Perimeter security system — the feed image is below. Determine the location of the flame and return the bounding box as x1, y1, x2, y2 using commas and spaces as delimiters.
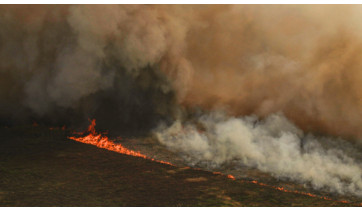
212, 175, 358, 205
246, 179, 356, 205
227, 174, 236, 180
67, 119, 360, 206
68, 119, 173, 166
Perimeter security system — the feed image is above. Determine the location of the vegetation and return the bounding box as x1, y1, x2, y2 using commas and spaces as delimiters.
0, 125, 360, 206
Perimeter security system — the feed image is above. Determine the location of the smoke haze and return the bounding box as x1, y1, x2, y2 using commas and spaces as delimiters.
1, 5, 361, 139
0, 5, 361, 196
0, 5, 185, 134
182, 5, 362, 140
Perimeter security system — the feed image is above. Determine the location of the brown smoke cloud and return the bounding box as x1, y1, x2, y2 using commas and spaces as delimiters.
0, 4, 361, 198
0, 5, 361, 140
178, 5, 362, 140
0, 5, 185, 133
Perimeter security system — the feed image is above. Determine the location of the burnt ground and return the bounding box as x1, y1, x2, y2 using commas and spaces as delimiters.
0, 125, 361, 206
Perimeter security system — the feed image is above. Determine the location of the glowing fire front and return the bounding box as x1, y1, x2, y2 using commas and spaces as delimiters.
68, 119, 173, 166
67, 119, 359, 206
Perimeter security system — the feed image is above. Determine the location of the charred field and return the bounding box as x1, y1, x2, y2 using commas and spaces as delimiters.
0, 124, 360, 207
1, 5, 362, 207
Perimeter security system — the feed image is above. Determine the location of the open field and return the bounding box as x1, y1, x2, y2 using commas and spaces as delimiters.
0, 125, 360, 206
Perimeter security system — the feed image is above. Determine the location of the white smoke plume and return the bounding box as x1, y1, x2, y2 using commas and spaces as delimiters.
156, 112, 362, 196
0, 5, 361, 195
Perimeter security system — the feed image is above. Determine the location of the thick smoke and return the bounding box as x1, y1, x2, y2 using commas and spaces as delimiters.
1, 5, 361, 139
1, 4, 361, 197
0, 5, 189, 134
181, 5, 362, 140
156, 112, 362, 196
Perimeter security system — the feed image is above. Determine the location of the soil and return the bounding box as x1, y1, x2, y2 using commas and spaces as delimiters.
0, 125, 360, 206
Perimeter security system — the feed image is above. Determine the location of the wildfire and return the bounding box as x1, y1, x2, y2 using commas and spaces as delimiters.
68, 119, 173, 166
227, 174, 236, 180
67, 119, 360, 206
213, 175, 357, 205
246, 180, 354, 205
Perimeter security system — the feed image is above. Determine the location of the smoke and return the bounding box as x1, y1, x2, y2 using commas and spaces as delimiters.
156, 112, 362, 196
1, 4, 361, 197
1, 5, 361, 139
181, 5, 362, 140
0, 5, 189, 133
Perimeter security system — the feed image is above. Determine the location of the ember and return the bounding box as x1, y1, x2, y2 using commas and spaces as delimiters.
246, 179, 354, 205
211, 174, 358, 205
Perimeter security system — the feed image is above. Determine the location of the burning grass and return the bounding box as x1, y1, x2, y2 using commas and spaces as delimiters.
68, 119, 173, 166
0, 124, 361, 206
67, 120, 361, 206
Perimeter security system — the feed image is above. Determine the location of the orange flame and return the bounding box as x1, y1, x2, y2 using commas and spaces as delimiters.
87, 119, 96, 135
67, 119, 360, 206
68, 119, 173, 166
246, 179, 357, 205
227, 174, 236, 180
211, 176, 358, 205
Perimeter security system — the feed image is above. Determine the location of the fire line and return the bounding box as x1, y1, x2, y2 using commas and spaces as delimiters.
68, 119, 173, 166
67, 119, 360, 206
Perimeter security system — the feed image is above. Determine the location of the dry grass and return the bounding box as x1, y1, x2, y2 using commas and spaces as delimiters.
0, 125, 360, 206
